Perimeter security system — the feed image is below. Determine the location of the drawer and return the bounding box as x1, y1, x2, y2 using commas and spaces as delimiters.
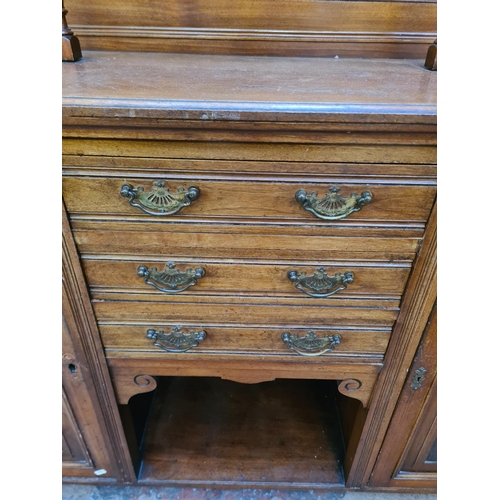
72, 222, 421, 262
82, 258, 411, 298
92, 297, 398, 327
63, 138, 437, 165
63, 175, 436, 226
100, 324, 391, 359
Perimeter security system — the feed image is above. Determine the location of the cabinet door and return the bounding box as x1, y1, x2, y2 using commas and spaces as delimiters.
62, 310, 116, 478
369, 303, 437, 489
62, 203, 135, 481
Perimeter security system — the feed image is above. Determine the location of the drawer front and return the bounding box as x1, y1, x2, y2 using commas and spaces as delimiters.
72, 224, 421, 262
63, 138, 437, 165
100, 324, 391, 358
93, 299, 398, 327
82, 258, 411, 298
63, 175, 436, 225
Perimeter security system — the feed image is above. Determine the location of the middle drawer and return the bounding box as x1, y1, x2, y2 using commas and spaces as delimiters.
82, 258, 411, 299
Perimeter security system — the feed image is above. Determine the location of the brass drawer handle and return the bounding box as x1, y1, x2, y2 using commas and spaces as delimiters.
146, 327, 206, 353
295, 186, 372, 220
138, 262, 205, 293
282, 331, 341, 357
120, 181, 200, 216
288, 268, 354, 298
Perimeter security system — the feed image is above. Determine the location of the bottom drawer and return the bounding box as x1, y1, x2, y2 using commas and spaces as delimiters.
100, 324, 390, 358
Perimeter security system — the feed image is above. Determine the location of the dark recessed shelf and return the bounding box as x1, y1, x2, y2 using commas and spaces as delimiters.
138, 377, 345, 488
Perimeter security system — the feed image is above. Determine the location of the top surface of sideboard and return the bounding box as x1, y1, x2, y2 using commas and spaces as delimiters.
62, 51, 436, 124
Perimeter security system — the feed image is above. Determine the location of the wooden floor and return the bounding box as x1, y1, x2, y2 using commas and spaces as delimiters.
139, 377, 345, 488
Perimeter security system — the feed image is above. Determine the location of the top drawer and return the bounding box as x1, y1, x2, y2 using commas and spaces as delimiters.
63, 175, 436, 226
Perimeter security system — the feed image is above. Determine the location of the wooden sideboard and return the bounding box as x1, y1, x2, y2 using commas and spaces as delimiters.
62, 1, 436, 492
62, 51, 436, 492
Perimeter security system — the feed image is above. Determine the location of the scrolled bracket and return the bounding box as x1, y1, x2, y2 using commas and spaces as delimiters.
288, 268, 354, 298
146, 327, 207, 353
138, 262, 205, 293
120, 181, 200, 216
338, 378, 362, 394
295, 186, 372, 220
281, 330, 341, 357
110, 373, 158, 405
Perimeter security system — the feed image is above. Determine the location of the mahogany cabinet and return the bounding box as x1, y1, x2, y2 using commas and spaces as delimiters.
62, 0, 436, 492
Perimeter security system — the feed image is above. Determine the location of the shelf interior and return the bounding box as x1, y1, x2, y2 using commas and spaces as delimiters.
138, 377, 346, 488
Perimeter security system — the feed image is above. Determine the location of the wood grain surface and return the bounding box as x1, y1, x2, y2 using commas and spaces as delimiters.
82, 259, 411, 297
62, 37, 436, 491
64, 0, 436, 58
63, 138, 437, 165
63, 176, 436, 224
100, 323, 390, 358
72, 224, 421, 262
92, 297, 398, 327
62, 52, 437, 123
138, 377, 346, 487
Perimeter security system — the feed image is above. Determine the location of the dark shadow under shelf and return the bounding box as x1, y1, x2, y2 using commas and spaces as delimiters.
138, 377, 345, 488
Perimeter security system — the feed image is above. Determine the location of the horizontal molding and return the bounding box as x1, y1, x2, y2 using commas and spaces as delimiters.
74, 26, 435, 44
103, 349, 386, 362
81, 255, 412, 268
89, 287, 402, 301
63, 98, 437, 121
67, 213, 428, 230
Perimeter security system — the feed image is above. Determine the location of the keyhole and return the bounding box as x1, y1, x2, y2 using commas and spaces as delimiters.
68, 363, 77, 374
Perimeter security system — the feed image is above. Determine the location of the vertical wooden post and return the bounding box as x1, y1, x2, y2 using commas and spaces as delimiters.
62, 2, 82, 62
424, 40, 437, 71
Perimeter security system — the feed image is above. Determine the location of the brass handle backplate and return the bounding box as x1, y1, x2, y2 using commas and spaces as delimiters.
288, 268, 354, 298
146, 327, 206, 353
120, 181, 200, 216
138, 262, 205, 293
295, 186, 372, 220
282, 331, 341, 356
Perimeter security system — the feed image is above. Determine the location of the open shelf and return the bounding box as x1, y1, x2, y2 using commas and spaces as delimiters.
137, 377, 345, 488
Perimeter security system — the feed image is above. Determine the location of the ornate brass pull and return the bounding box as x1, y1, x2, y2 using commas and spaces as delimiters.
146, 327, 206, 353
138, 262, 205, 293
288, 268, 354, 298
295, 186, 372, 220
120, 181, 200, 216
282, 331, 341, 356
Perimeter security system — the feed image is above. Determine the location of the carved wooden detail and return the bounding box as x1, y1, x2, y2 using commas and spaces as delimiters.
108, 359, 380, 407
62, 2, 82, 61
111, 373, 158, 405
337, 377, 376, 408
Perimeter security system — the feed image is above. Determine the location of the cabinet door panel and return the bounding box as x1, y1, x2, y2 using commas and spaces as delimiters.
62, 388, 93, 468
62, 202, 135, 481
369, 303, 437, 489
62, 311, 115, 478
